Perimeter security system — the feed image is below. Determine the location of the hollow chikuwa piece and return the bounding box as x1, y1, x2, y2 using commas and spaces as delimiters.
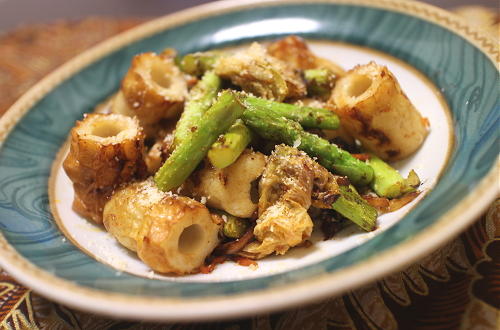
330, 62, 429, 161
103, 179, 220, 275
63, 113, 147, 224
120, 52, 188, 128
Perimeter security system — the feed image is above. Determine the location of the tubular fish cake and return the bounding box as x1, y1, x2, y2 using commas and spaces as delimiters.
103, 179, 220, 275
331, 62, 429, 161
63, 113, 147, 224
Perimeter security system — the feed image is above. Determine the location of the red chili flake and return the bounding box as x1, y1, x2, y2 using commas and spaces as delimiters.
200, 256, 227, 274
352, 153, 371, 161
233, 256, 257, 267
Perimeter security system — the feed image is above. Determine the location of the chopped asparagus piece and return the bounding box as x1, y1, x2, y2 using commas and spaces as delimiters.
368, 155, 420, 198
303, 68, 336, 98
173, 71, 221, 148
332, 185, 378, 231
221, 213, 249, 239
242, 108, 374, 186
155, 90, 245, 191
368, 155, 405, 198
178, 51, 220, 76
207, 119, 252, 169
242, 95, 340, 130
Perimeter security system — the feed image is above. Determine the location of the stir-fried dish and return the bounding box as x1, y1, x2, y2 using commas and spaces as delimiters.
62, 36, 429, 275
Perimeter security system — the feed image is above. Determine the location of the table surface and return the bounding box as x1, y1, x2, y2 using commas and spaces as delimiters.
0, 0, 496, 30
0, 3, 498, 329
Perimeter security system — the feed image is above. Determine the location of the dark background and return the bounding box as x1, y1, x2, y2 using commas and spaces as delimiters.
0, 0, 497, 31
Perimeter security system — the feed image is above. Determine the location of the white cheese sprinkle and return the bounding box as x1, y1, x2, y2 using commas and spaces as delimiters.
293, 137, 301, 148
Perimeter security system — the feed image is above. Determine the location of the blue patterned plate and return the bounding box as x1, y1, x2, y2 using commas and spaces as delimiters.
0, 0, 498, 321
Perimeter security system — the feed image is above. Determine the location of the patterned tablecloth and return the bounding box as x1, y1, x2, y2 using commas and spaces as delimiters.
0, 8, 498, 330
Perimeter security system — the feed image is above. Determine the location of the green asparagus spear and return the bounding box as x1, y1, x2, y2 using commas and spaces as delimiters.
155, 90, 245, 191
207, 119, 252, 169
242, 95, 340, 130
177, 51, 220, 76
331, 184, 377, 231
242, 108, 374, 186
172, 71, 221, 148
303, 68, 336, 98
368, 155, 420, 198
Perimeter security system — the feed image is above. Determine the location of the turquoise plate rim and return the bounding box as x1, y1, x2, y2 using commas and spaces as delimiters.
0, 0, 498, 321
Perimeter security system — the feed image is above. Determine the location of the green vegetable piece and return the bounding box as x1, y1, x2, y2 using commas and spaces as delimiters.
155, 90, 245, 191
303, 68, 335, 98
222, 213, 249, 239
332, 184, 378, 231
368, 155, 421, 198
173, 71, 221, 148
241, 108, 373, 186
207, 119, 252, 169
404, 169, 421, 193
178, 51, 220, 76
264, 67, 289, 102
242, 95, 340, 130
